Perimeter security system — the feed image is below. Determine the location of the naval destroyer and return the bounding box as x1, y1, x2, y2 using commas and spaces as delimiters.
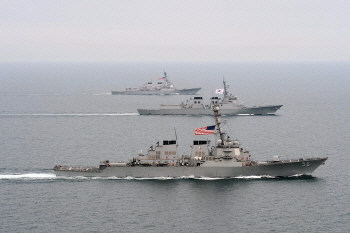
138, 78, 282, 115
111, 71, 201, 95
54, 106, 327, 178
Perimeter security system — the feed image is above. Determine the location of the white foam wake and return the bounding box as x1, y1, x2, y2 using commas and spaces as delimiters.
235, 175, 264, 179
0, 113, 139, 117
0, 173, 56, 179
93, 93, 111, 95
79, 176, 271, 180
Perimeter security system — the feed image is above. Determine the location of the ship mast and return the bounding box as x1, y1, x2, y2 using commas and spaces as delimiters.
213, 105, 225, 146
163, 71, 168, 84
223, 77, 228, 96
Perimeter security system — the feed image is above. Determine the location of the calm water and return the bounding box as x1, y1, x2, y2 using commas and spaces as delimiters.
0, 62, 349, 232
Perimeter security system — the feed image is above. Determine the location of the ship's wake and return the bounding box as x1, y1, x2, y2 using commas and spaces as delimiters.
0, 173, 56, 180
0, 113, 139, 118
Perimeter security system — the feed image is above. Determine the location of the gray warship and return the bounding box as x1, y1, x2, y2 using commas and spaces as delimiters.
54, 106, 327, 178
111, 71, 201, 95
138, 78, 282, 115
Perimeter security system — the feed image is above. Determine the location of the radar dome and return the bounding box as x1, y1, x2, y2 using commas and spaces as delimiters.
213, 106, 220, 111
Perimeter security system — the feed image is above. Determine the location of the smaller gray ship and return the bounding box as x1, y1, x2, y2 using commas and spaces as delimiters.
111, 71, 201, 95
138, 78, 282, 115
54, 105, 327, 178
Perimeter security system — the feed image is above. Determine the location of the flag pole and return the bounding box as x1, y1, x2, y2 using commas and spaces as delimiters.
174, 127, 178, 146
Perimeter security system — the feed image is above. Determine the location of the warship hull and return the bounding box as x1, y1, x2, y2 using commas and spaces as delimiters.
138, 105, 283, 115
111, 88, 201, 95
54, 157, 327, 178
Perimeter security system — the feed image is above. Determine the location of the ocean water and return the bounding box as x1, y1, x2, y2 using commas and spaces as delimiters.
0, 62, 349, 232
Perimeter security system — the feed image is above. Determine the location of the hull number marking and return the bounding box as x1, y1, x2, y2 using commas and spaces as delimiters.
302, 162, 310, 167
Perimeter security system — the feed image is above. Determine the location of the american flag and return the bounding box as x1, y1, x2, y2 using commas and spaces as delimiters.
158, 77, 165, 80
195, 125, 215, 135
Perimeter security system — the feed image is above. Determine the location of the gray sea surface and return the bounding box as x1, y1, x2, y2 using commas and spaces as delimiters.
0, 62, 349, 232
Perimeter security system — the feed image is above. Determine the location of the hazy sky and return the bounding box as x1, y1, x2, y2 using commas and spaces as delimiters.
1, 0, 349, 62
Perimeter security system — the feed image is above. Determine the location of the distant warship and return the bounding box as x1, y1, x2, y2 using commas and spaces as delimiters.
138, 78, 282, 115
54, 105, 327, 178
111, 71, 201, 95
